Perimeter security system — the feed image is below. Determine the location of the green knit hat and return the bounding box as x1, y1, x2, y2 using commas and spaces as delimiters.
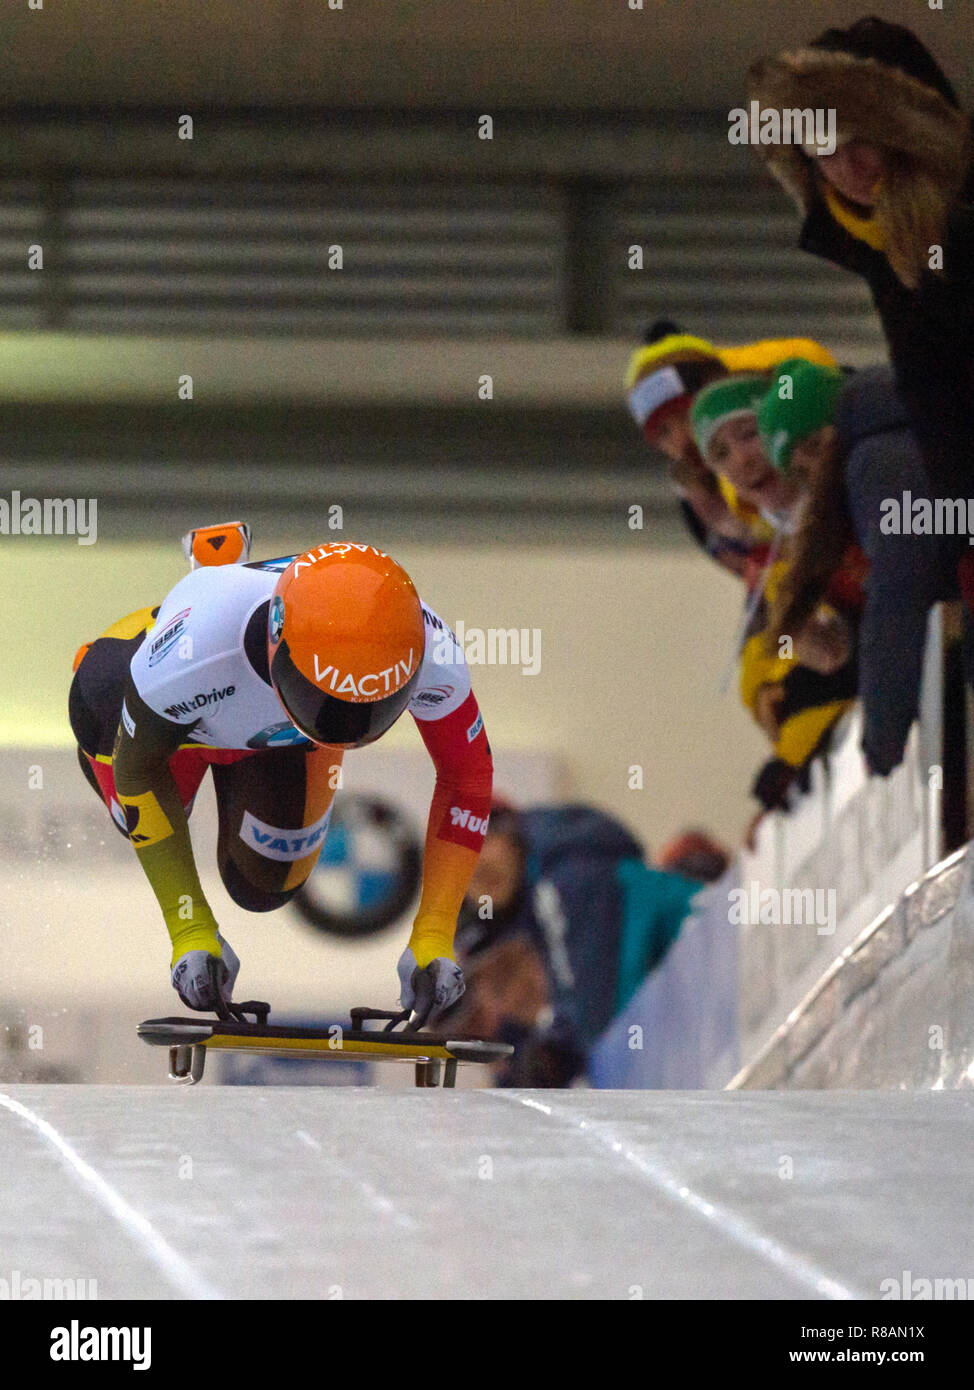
757, 358, 844, 473
689, 374, 767, 460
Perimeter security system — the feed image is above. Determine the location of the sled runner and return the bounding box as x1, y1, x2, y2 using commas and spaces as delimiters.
137, 1004, 513, 1088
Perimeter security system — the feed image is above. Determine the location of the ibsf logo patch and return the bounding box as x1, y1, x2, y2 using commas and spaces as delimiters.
147, 609, 191, 667
269, 595, 285, 643
413, 685, 454, 707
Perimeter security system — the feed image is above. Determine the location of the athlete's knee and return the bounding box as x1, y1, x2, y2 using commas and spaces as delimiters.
218, 856, 304, 913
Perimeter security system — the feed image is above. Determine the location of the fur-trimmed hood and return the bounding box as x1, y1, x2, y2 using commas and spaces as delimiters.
748, 31, 973, 287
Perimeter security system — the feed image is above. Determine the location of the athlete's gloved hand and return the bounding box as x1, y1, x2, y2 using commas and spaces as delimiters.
171, 934, 240, 1013
397, 947, 465, 1028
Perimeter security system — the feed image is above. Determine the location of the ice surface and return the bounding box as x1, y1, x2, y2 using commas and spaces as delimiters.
2, 1086, 972, 1299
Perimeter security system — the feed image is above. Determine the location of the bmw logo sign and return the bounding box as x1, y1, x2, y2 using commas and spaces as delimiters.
269, 595, 285, 643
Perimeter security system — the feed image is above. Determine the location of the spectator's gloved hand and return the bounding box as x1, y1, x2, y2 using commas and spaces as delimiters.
751, 757, 798, 812
397, 947, 464, 1027
795, 611, 852, 675
171, 934, 240, 1013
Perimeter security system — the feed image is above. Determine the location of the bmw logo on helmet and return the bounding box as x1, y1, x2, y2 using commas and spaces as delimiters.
269, 595, 285, 643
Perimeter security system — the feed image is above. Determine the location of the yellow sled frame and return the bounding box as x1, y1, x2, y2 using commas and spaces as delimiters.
138, 1017, 513, 1088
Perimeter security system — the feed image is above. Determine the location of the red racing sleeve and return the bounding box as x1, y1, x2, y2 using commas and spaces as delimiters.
407, 691, 493, 967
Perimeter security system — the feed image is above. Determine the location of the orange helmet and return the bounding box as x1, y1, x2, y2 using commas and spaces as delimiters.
267, 543, 425, 748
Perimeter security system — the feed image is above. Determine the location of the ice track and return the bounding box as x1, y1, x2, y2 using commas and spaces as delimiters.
2, 1086, 973, 1299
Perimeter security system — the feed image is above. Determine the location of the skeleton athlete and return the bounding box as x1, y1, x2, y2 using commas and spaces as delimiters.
68, 529, 493, 1023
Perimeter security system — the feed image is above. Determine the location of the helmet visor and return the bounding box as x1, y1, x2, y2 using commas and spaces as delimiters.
270, 640, 418, 747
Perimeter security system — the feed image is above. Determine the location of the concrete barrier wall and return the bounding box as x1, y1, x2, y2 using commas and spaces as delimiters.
589, 715, 941, 1090
730, 846, 974, 1090
737, 711, 936, 1067
591, 612, 947, 1089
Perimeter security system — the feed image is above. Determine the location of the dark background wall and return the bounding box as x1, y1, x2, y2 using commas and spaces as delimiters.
2, 1, 966, 111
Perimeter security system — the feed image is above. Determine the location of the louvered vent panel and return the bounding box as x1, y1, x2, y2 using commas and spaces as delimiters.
58, 178, 564, 336
0, 182, 49, 326
613, 182, 884, 355
0, 173, 887, 354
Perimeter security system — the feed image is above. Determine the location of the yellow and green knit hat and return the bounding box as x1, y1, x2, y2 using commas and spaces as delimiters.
624, 322, 725, 431
689, 374, 768, 460
757, 358, 844, 472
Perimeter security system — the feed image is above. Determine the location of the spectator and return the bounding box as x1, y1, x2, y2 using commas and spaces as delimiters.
655, 828, 731, 883
748, 16, 974, 499
625, 323, 754, 576
689, 373, 802, 530
757, 357, 859, 677
689, 375, 864, 811
624, 320, 840, 575
758, 359, 961, 776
